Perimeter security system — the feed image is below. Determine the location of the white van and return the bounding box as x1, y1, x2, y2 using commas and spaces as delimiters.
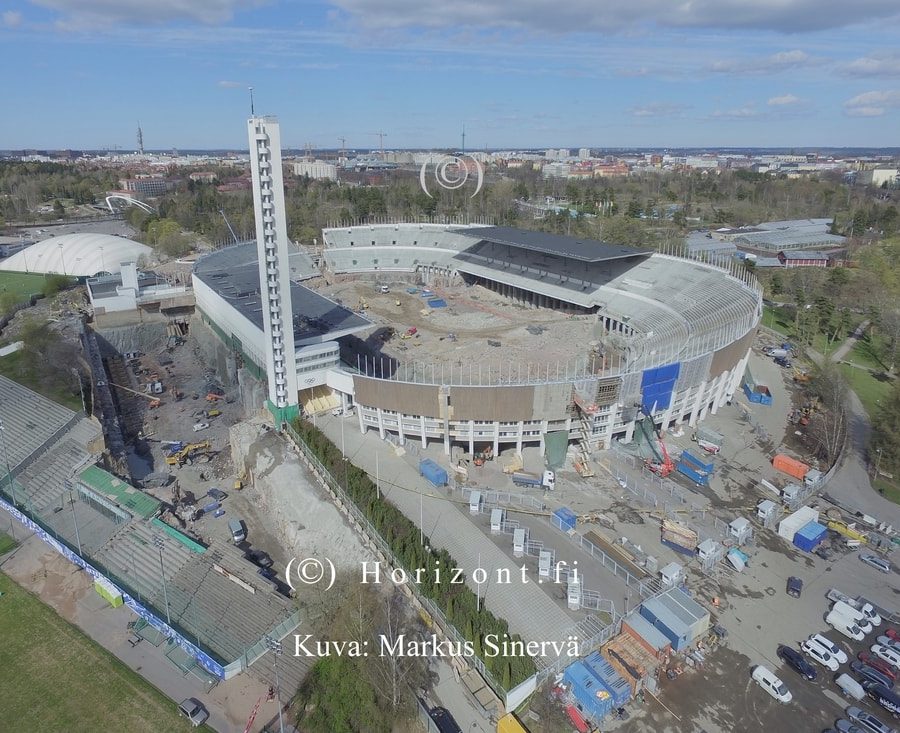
826, 609, 865, 641
858, 602, 883, 627
835, 673, 866, 701
752, 665, 792, 703
833, 601, 874, 634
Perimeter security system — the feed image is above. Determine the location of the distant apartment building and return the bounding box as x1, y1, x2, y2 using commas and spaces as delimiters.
593, 162, 629, 178
188, 171, 218, 183
777, 250, 832, 268
578, 148, 591, 159
293, 160, 338, 181
859, 168, 900, 188
542, 162, 572, 178
119, 177, 179, 197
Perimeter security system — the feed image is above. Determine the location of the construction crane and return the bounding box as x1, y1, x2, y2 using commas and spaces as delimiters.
108, 381, 161, 408
219, 209, 239, 244
638, 405, 674, 478
338, 136, 347, 159
370, 131, 387, 156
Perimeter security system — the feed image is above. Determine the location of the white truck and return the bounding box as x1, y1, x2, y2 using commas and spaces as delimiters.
826, 609, 865, 641
826, 589, 883, 626
831, 601, 874, 634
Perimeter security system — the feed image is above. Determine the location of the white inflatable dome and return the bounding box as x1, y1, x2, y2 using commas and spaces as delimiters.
0, 233, 152, 277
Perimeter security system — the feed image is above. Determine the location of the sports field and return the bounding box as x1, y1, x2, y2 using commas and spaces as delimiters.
0, 271, 50, 301
0, 572, 204, 732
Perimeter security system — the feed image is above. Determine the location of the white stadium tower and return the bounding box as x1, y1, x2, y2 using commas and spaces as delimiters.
191, 120, 761, 454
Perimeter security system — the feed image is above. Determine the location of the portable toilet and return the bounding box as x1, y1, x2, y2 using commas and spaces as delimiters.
539, 550, 552, 578
490, 508, 504, 534
729, 517, 751, 545
469, 490, 482, 514
659, 562, 684, 587
697, 538, 720, 560
567, 578, 582, 610
513, 528, 526, 557
757, 499, 777, 523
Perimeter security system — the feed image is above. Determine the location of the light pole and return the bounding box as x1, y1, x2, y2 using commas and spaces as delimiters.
265, 636, 285, 733
874, 448, 883, 482
153, 535, 172, 625
64, 480, 83, 555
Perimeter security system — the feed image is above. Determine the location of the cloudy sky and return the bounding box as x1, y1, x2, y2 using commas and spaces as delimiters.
2, 0, 900, 150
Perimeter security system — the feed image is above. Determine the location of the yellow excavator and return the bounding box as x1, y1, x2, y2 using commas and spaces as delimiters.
166, 440, 212, 467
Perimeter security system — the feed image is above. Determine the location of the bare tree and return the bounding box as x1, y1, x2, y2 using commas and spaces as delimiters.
808, 363, 849, 466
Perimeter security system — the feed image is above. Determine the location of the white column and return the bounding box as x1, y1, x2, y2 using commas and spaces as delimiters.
469, 420, 475, 455
689, 383, 706, 426
710, 373, 728, 414
493, 422, 500, 455
376, 407, 386, 439
420, 415, 427, 448
397, 413, 406, 445
516, 421, 524, 454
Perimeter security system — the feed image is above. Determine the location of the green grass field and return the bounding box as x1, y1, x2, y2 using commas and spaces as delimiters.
0, 573, 205, 733
0, 271, 52, 302
0, 531, 17, 555
838, 363, 895, 419
0, 352, 83, 411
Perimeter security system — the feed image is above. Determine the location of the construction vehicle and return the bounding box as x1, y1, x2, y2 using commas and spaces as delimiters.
165, 440, 212, 467
358, 297, 369, 310
206, 393, 224, 402
638, 406, 674, 478
473, 444, 494, 467
109, 382, 162, 409
793, 368, 811, 384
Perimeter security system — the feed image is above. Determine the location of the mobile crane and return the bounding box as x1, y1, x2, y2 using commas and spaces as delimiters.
638, 405, 674, 478
108, 381, 162, 408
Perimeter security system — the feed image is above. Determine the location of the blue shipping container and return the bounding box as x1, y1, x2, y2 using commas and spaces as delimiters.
676, 461, 709, 486
583, 652, 632, 707
793, 520, 827, 552
681, 450, 714, 474
552, 507, 577, 533
419, 458, 448, 487
563, 660, 617, 721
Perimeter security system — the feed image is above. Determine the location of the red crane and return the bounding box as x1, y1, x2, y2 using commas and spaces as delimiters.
639, 406, 674, 478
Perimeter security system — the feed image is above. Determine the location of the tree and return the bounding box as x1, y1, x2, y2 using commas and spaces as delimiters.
53, 199, 65, 217
808, 363, 849, 466
41, 274, 71, 298
870, 382, 900, 481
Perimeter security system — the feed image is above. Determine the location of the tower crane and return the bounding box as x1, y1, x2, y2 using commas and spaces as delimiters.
369, 131, 387, 156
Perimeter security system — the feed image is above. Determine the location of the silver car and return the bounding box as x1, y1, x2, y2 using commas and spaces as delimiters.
178, 698, 209, 727
860, 553, 892, 574
846, 706, 895, 733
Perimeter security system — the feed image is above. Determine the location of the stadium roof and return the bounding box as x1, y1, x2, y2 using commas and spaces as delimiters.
193, 242, 370, 345
453, 226, 649, 263
77, 464, 161, 519
0, 233, 151, 277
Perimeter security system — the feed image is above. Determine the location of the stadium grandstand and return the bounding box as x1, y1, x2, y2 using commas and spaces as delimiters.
193, 221, 761, 455
0, 376, 303, 686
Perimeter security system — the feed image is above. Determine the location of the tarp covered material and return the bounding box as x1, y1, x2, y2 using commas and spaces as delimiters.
553, 507, 578, 532
640, 362, 681, 413
543, 430, 569, 469
563, 660, 616, 721
427, 298, 447, 308
727, 547, 749, 572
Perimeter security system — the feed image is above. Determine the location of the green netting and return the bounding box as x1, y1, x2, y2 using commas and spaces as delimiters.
77, 466, 161, 519
543, 430, 569, 469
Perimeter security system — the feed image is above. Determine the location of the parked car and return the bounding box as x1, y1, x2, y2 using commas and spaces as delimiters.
178, 698, 209, 727
846, 705, 896, 733
206, 488, 227, 502
880, 636, 900, 650
872, 644, 900, 670
777, 645, 817, 681
836, 673, 867, 701
228, 518, 246, 544
860, 553, 892, 574
787, 576, 803, 598
835, 721, 866, 733
752, 665, 793, 702
810, 634, 849, 664
802, 640, 839, 671
887, 629, 900, 643
851, 661, 895, 690
428, 706, 462, 733
863, 682, 900, 718
192, 421, 210, 432
258, 566, 277, 581
859, 652, 898, 681
247, 549, 274, 568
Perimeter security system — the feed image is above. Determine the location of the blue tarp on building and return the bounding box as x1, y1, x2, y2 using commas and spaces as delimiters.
640, 362, 681, 413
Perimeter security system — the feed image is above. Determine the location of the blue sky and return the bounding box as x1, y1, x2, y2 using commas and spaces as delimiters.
2, 0, 900, 150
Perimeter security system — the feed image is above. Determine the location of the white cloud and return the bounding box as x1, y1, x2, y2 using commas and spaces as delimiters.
843, 89, 900, 116
841, 51, 900, 78
709, 105, 760, 120
709, 50, 822, 74
217, 80, 244, 88
767, 93, 802, 106
630, 102, 688, 117
330, 0, 900, 33
2, 10, 23, 27
32, 0, 266, 27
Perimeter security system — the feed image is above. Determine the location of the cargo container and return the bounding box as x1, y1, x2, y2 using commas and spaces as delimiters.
583, 651, 632, 707
793, 521, 827, 552
777, 506, 819, 541
694, 425, 724, 448
552, 507, 577, 533
562, 658, 619, 722
681, 450, 714, 474
676, 461, 709, 486
419, 458, 448, 487
743, 383, 773, 405
773, 454, 810, 481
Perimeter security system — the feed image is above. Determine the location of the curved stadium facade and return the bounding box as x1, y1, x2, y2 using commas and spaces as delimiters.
194, 223, 762, 453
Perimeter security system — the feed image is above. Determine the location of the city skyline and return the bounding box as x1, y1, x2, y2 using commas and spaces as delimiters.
2, 0, 900, 149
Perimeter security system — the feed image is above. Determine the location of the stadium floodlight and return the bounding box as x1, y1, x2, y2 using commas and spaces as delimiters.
152, 536, 172, 626
265, 636, 285, 733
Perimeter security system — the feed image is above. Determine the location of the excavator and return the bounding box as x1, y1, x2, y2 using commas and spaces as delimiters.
166, 440, 212, 467
473, 444, 494, 467
638, 405, 674, 478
